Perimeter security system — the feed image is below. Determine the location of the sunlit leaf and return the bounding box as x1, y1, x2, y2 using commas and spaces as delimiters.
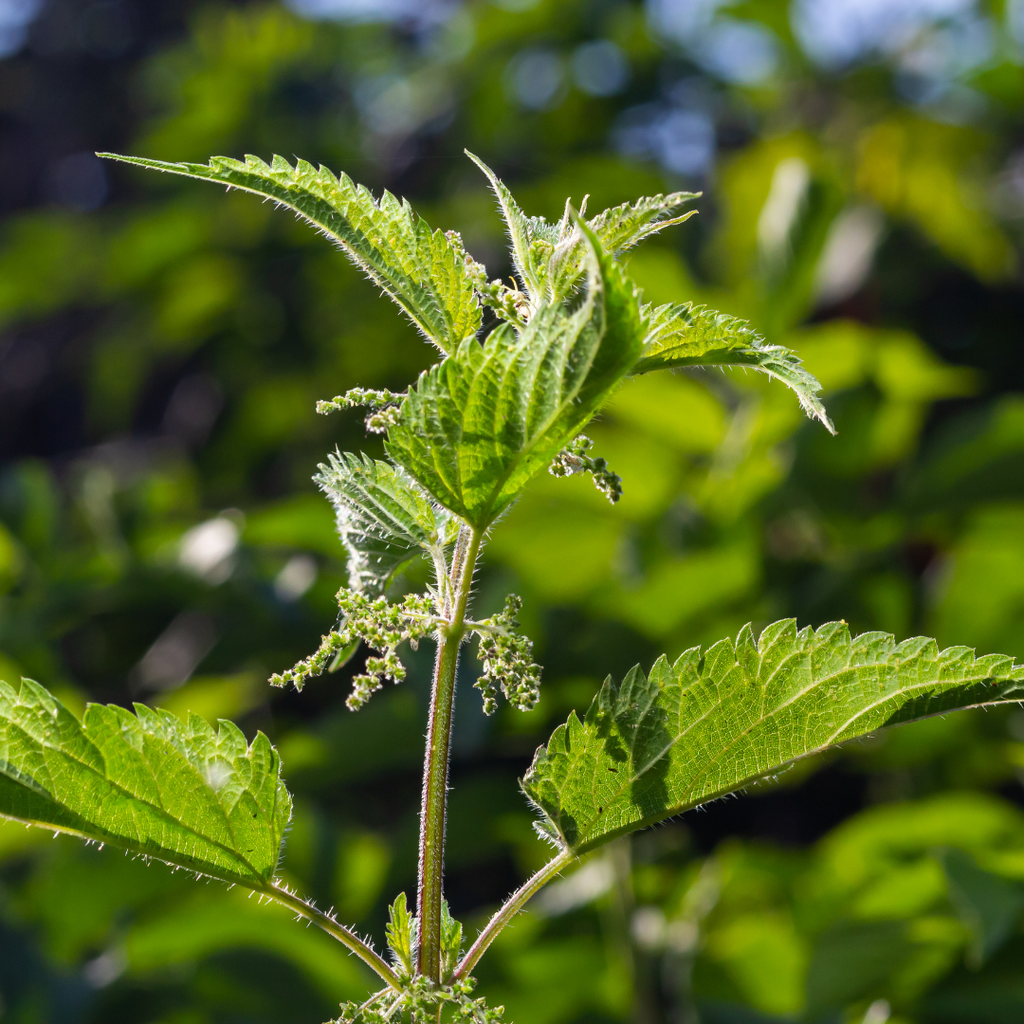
386, 222, 643, 528
633, 301, 834, 432
589, 192, 699, 255
468, 151, 696, 304
0, 678, 291, 887
466, 151, 548, 299
385, 891, 416, 977
523, 620, 1024, 854
99, 152, 481, 352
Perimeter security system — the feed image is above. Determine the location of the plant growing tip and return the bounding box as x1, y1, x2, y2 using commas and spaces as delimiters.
0, 148, 1016, 1023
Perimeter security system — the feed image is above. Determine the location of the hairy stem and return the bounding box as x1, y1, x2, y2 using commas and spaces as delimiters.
417, 525, 483, 981
265, 881, 403, 989
450, 848, 574, 982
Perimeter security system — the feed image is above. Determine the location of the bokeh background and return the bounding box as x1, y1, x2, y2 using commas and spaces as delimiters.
3, 0, 1024, 1021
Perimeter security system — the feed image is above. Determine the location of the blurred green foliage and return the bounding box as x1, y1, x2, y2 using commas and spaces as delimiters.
3, 0, 1024, 1021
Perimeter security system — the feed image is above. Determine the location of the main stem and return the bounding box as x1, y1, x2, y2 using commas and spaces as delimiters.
417, 525, 482, 982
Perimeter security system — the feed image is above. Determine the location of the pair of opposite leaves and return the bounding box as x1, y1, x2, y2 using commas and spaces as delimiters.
0, 622, 1021, 890
0, 152, 1020, 904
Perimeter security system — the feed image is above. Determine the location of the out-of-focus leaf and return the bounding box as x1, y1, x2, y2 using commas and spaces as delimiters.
805, 919, 913, 1014
0, 679, 291, 887
931, 505, 1024, 660
123, 887, 367, 1000
939, 847, 1024, 967
904, 397, 1024, 513
523, 621, 1024, 854
857, 117, 1015, 282
243, 495, 339, 556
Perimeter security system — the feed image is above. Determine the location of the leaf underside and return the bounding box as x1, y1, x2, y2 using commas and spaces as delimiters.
633, 301, 835, 433
99, 152, 481, 353
315, 451, 452, 595
523, 620, 1024, 855
386, 222, 644, 529
0, 679, 291, 887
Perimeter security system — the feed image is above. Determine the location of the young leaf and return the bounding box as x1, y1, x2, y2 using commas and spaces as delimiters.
386, 222, 644, 528
315, 451, 453, 595
523, 620, 1024, 855
468, 151, 696, 305
632, 301, 835, 432
0, 678, 291, 887
385, 892, 417, 976
466, 150, 553, 299
440, 900, 464, 981
98, 153, 481, 353
588, 192, 699, 255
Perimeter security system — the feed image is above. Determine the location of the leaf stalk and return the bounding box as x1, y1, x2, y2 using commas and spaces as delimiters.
266, 881, 403, 989
450, 848, 574, 982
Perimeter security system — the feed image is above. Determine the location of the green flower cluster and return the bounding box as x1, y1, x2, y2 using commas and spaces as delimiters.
337, 975, 504, 1024
474, 595, 542, 715
270, 589, 435, 709
316, 387, 405, 433
549, 434, 622, 504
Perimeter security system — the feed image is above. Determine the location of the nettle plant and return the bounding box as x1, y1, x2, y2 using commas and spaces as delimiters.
0, 149, 1021, 1023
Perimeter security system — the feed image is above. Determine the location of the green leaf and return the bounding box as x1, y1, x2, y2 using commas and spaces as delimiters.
385, 892, 416, 977
467, 151, 696, 305
589, 192, 699, 255
523, 620, 1024, 855
0, 678, 291, 887
632, 301, 835, 432
314, 451, 453, 595
466, 150, 554, 300
99, 152, 481, 353
386, 221, 644, 528
440, 900, 464, 981
939, 847, 1024, 967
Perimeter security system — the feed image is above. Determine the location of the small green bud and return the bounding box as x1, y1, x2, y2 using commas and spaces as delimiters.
549, 434, 622, 504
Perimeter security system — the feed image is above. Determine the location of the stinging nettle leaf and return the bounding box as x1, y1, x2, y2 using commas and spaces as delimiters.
467, 150, 553, 301
386, 221, 644, 529
98, 152, 481, 353
0, 678, 291, 887
523, 620, 1024, 855
315, 451, 453, 595
385, 892, 417, 976
632, 301, 835, 433
467, 151, 696, 306
588, 191, 699, 256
